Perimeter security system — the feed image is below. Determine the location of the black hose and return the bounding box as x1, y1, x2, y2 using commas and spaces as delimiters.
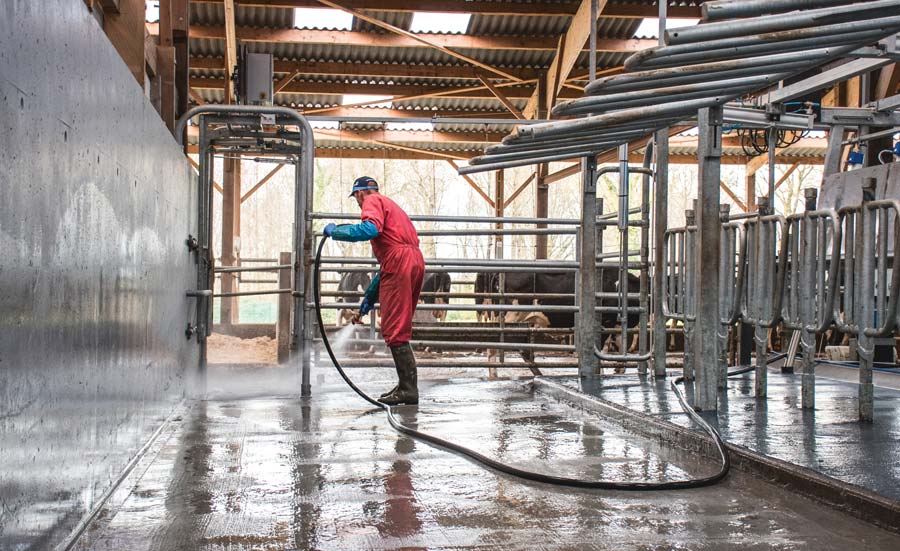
314, 236, 739, 490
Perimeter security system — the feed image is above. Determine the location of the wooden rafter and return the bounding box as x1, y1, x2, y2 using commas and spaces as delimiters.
720, 182, 748, 212
189, 76, 585, 101
312, 127, 507, 144
300, 78, 541, 115
189, 87, 207, 105
186, 155, 224, 194
525, 0, 609, 118
192, 1, 702, 18
223, 0, 237, 103
315, 0, 521, 81
446, 160, 495, 207
477, 74, 524, 119
503, 172, 536, 208
876, 62, 900, 101
241, 163, 285, 202
273, 69, 302, 94
544, 162, 581, 184
773, 162, 800, 191
148, 24, 655, 54
191, 57, 540, 81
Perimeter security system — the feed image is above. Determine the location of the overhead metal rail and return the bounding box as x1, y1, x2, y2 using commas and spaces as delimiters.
457, 0, 900, 176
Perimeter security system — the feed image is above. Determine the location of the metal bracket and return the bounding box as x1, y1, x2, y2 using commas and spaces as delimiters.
185, 323, 197, 340
186, 234, 199, 252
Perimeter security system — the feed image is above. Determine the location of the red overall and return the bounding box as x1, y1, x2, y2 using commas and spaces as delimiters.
361, 194, 425, 347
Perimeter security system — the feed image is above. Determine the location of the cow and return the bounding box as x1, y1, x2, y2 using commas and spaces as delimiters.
335, 271, 371, 327
487, 269, 642, 362
474, 272, 494, 322
420, 272, 452, 322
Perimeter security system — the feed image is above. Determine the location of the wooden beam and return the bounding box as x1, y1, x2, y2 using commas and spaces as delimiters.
157, 46, 177, 131
314, 127, 506, 143
544, 162, 581, 184
192, 0, 701, 18
273, 69, 302, 94
241, 163, 286, 202
478, 74, 524, 119
191, 57, 540, 81
720, 182, 747, 212
773, 162, 800, 191
149, 23, 655, 53
503, 172, 536, 208
189, 88, 207, 105
303, 106, 515, 120
526, 0, 610, 119
97, 0, 120, 14
190, 76, 584, 100
315, 0, 521, 81
876, 62, 900, 101
223, 0, 237, 103
187, 155, 224, 193
447, 160, 495, 207
104, 0, 146, 85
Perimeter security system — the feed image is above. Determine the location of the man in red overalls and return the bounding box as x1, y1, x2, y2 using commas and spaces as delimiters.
324, 176, 425, 405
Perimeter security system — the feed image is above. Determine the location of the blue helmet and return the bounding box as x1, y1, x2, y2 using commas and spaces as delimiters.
349, 176, 378, 197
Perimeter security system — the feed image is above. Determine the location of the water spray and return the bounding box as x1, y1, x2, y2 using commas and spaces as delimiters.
314, 234, 741, 490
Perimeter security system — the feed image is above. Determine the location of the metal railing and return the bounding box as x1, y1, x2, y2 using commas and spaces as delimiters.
718, 210, 747, 388
782, 191, 841, 409
662, 212, 697, 380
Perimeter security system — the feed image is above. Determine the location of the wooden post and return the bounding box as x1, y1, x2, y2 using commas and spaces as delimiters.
745, 169, 757, 211
221, 157, 242, 325
102, 0, 146, 86
535, 165, 549, 259
277, 251, 292, 363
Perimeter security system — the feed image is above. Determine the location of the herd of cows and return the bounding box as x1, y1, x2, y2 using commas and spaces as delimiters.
335, 269, 642, 354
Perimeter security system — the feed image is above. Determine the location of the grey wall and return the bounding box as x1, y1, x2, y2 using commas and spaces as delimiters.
0, 2, 198, 548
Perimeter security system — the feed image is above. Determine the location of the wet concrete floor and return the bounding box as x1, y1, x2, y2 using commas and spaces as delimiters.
75, 377, 900, 550
567, 367, 900, 502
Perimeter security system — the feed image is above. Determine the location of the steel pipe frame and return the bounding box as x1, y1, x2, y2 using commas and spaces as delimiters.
718, 216, 747, 388
309, 212, 581, 226
577, 156, 600, 377
332, 361, 579, 369
782, 201, 841, 410
632, 29, 894, 71
595, 144, 653, 365
834, 192, 900, 421
491, 127, 651, 151
214, 264, 292, 273
665, 0, 900, 46
663, 219, 697, 380
176, 104, 316, 396
317, 337, 575, 353
317, 256, 579, 269
586, 58, 814, 95
702, 0, 854, 21
652, 129, 669, 379
554, 76, 785, 118
321, 266, 577, 274
741, 208, 789, 399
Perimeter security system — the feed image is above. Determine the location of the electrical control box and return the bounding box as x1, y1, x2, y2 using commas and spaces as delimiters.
236, 48, 274, 105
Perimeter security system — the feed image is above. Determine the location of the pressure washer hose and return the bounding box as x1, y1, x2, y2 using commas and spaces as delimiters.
315, 235, 750, 490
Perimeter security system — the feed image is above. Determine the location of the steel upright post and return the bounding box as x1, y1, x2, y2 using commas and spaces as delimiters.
800, 188, 818, 409
652, 130, 669, 378
694, 106, 723, 411
859, 178, 876, 422
578, 156, 600, 377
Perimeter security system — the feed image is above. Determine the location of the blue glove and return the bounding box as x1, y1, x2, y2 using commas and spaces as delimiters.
323, 223, 337, 238
359, 272, 380, 315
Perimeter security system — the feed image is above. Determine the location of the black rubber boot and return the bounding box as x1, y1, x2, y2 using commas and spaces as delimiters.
379, 343, 419, 406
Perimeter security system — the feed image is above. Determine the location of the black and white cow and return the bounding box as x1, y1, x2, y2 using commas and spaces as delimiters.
335, 271, 371, 327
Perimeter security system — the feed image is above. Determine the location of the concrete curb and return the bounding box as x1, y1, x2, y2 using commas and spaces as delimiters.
533, 377, 900, 534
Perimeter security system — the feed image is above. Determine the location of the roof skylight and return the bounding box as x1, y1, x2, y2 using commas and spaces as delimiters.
145, 1, 159, 23
341, 94, 394, 108
632, 18, 700, 39
385, 122, 434, 131
410, 12, 471, 34
293, 7, 353, 30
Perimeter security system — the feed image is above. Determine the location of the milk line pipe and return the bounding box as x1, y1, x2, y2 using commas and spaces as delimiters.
665, 0, 900, 46
554, 80, 783, 118
587, 59, 813, 95
632, 29, 893, 71
215, 289, 291, 298
313, 235, 734, 490
702, 0, 853, 21
486, 130, 650, 153
645, 17, 900, 63
317, 257, 580, 268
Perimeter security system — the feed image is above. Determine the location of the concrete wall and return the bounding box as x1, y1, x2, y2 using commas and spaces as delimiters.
0, 2, 198, 548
